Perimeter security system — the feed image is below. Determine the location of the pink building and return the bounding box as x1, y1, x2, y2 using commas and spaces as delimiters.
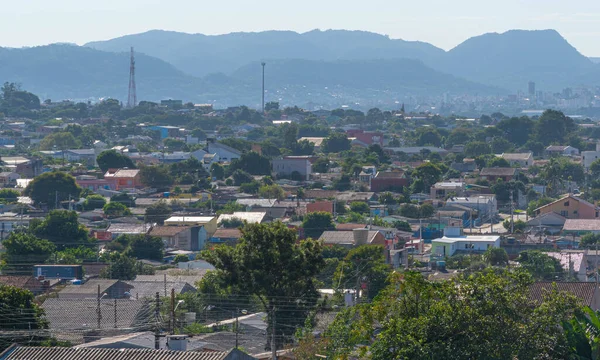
346, 129, 384, 146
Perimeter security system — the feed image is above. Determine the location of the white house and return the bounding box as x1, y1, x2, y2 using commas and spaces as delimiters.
582, 143, 600, 169
207, 141, 241, 162
431, 227, 501, 257
546, 145, 579, 157
501, 152, 533, 168
445, 195, 497, 220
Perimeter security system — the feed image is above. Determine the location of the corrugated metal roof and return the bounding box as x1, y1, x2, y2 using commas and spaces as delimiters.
42, 298, 152, 331
1, 346, 238, 360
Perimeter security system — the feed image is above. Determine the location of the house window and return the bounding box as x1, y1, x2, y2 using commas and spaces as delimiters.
560, 210, 568, 217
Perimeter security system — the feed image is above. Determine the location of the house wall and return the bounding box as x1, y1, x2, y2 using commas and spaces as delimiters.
537, 199, 598, 219
208, 143, 240, 162
370, 178, 408, 192
307, 201, 333, 214
431, 242, 454, 256
272, 158, 311, 180
582, 151, 600, 169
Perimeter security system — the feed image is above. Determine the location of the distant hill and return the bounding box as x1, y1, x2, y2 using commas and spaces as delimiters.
0, 44, 502, 107
0, 44, 203, 101
590, 57, 600, 64
85, 29, 445, 77
231, 58, 502, 97
87, 29, 597, 92
438, 29, 594, 91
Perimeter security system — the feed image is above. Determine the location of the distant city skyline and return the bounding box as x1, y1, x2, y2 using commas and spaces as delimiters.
3, 0, 600, 57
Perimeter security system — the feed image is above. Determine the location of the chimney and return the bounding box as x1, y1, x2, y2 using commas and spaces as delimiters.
167, 335, 188, 351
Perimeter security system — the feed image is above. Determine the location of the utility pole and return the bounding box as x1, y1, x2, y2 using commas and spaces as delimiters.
170, 288, 175, 335
594, 243, 598, 290
154, 292, 160, 349
510, 190, 514, 234
271, 306, 277, 360
97, 284, 101, 329
235, 308, 239, 349
261, 62, 266, 114
114, 299, 117, 328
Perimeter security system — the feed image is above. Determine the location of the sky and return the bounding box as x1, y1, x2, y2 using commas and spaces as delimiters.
2, 0, 600, 56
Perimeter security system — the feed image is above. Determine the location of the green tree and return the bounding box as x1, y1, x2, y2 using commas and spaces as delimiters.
465, 141, 492, 157
302, 211, 335, 239
210, 163, 225, 180
503, 219, 527, 233
0, 284, 49, 350
229, 152, 271, 175
1, 232, 55, 275
412, 162, 442, 190
39, 132, 81, 150
82, 194, 106, 210
127, 234, 164, 261
322, 132, 351, 153
446, 128, 472, 147
378, 192, 396, 205
350, 201, 370, 215
103, 202, 131, 218
535, 109, 576, 145
591, 159, 600, 178
483, 247, 509, 266
202, 222, 324, 349
219, 217, 244, 229
333, 245, 391, 300
139, 165, 174, 189
24, 171, 81, 208
312, 157, 329, 173
496, 116, 535, 146
580, 233, 600, 248
488, 157, 510, 168
96, 150, 136, 173
172, 254, 190, 264
516, 251, 565, 280
333, 174, 352, 191
144, 200, 172, 225
100, 253, 139, 280
415, 127, 442, 147
231, 169, 254, 186
265, 101, 280, 112
0, 189, 19, 202
30, 210, 89, 250
110, 192, 136, 207
392, 220, 412, 232
258, 184, 285, 200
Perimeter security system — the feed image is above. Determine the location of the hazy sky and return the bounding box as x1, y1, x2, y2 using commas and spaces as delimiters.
3, 0, 600, 56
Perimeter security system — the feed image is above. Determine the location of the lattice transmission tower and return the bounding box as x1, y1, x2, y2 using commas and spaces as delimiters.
127, 47, 137, 108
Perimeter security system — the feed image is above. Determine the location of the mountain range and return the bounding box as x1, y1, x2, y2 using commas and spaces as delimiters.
0, 29, 597, 107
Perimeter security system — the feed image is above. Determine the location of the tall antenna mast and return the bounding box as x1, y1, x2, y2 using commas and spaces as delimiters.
261, 62, 266, 114
127, 47, 137, 108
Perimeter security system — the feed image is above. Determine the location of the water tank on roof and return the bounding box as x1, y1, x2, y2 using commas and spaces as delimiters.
353, 228, 369, 245
167, 335, 188, 351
